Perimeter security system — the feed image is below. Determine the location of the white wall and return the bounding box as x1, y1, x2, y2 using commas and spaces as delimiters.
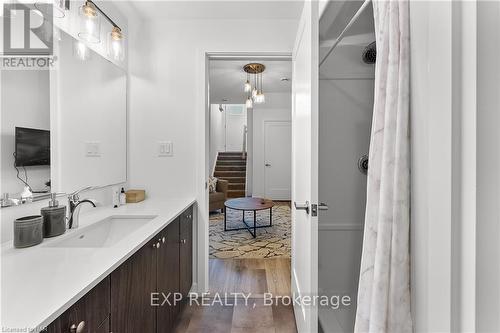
128, 18, 297, 199
209, 104, 225, 174
1, 70, 50, 195
128, 17, 297, 293
224, 104, 246, 152
251, 92, 292, 199
476, 1, 500, 331
409, 1, 479, 332
410, 2, 454, 331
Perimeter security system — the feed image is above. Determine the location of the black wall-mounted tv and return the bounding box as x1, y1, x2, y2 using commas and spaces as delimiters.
15, 127, 50, 167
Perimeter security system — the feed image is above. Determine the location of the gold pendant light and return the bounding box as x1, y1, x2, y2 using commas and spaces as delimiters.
243, 63, 266, 106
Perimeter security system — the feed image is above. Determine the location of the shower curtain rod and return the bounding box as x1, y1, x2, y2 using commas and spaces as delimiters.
319, 0, 372, 67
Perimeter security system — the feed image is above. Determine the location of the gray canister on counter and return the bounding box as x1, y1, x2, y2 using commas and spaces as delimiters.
14, 215, 43, 248
41, 193, 67, 238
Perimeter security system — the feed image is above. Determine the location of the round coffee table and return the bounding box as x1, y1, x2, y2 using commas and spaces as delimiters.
224, 197, 275, 238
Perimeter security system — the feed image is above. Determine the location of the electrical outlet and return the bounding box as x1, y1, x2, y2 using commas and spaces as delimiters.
158, 141, 173, 157
85, 142, 101, 157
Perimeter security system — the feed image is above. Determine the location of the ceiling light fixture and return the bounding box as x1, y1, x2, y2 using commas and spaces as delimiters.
108, 26, 124, 61
78, 1, 100, 43
243, 63, 266, 107
244, 73, 251, 93
78, 0, 126, 61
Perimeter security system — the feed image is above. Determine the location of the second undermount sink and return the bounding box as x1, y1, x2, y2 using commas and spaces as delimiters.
45, 215, 158, 248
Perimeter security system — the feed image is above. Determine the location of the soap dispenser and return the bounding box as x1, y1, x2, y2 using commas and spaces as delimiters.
40, 193, 67, 238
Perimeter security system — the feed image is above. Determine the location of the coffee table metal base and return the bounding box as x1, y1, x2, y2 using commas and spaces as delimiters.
224, 208, 273, 238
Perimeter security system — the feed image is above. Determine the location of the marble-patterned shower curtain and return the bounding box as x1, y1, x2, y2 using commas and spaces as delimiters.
354, 0, 411, 332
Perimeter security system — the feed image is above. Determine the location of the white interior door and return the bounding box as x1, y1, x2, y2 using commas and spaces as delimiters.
291, 1, 319, 332
264, 121, 292, 200
225, 105, 246, 152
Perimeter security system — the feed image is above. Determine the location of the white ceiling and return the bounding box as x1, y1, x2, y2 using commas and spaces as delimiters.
209, 59, 292, 104
319, 0, 374, 43
122, 0, 304, 20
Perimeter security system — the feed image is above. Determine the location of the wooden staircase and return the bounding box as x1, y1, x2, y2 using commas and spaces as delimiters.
214, 152, 247, 198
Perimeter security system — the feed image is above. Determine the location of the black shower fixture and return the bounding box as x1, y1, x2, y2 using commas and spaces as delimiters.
362, 41, 377, 64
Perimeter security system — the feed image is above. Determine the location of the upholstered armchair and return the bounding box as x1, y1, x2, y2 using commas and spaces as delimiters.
209, 179, 228, 212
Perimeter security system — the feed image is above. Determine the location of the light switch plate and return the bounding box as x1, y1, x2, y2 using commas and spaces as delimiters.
158, 141, 173, 157
85, 142, 101, 157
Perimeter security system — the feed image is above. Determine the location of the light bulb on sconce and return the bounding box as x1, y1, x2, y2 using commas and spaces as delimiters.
73, 39, 91, 60
107, 26, 124, 61
78, 1, 100, 43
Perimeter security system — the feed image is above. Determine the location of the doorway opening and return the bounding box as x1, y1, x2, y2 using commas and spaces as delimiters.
203, 55, 295, 330
208, 57, 293, 260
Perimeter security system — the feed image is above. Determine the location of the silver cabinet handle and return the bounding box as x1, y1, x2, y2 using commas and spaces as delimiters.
318, 203, 329, 210
181, 239, 186, 244
294, 201, 310, 214
76, 321, 85, 333
153, 242, 161, 248
162, 237, 166, 243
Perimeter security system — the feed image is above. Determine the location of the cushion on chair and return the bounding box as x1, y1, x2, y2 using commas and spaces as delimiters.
208, 176, 218, 193
209, 191, 225, 202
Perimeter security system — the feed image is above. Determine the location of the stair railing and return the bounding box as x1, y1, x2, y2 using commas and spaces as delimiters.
242, 125, 247, 159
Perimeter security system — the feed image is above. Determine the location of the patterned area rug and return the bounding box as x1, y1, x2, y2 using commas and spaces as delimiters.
209, 202, 291, 259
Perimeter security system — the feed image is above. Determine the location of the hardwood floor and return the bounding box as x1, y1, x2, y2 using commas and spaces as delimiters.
173, 258, 297, 333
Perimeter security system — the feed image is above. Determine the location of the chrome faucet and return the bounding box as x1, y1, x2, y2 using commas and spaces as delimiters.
67, 186, 97, 229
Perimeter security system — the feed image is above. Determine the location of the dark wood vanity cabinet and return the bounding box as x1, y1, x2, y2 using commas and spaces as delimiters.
46, 277, 110, 333
110, 237, 158, 333
45, 204, 194, 333
156, 217, 181, 332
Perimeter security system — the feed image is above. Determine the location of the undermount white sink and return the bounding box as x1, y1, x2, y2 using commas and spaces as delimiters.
45, 215, 158, 248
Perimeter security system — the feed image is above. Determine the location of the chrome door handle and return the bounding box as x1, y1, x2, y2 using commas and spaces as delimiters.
265, 163, 271, 167
318, 203, 329, 210
294, 201, 309, 214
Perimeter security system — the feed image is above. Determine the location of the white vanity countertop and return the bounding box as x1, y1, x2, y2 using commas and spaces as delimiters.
0, 197, 196, 331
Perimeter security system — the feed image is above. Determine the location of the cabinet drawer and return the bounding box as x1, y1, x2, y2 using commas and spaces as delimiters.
46, 277, 110, 333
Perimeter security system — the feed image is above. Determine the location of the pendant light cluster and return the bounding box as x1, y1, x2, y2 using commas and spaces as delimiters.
243, 63, 266, 109
78, 0, 125, 61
